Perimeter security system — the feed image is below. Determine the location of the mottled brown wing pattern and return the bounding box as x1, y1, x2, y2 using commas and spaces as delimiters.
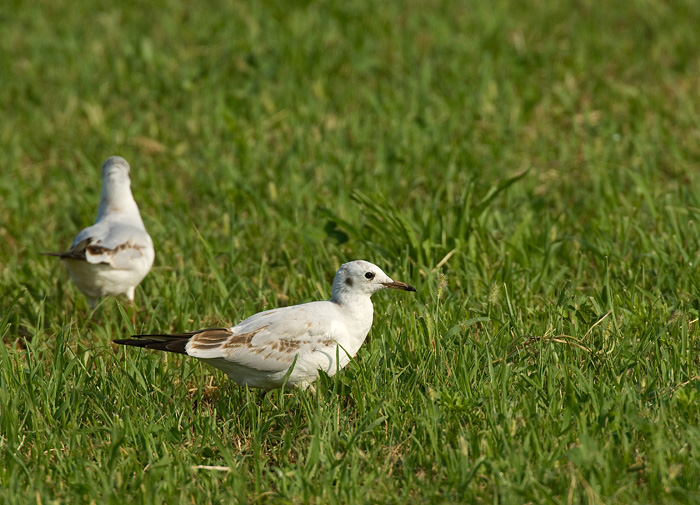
87, 240, 147, 257
189, 326, 268, 352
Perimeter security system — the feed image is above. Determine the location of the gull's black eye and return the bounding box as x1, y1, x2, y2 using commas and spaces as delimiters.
365, 272, 375, 280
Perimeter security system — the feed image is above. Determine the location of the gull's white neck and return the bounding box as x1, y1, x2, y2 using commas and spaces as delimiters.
330, 291, 375, 357
331, 290, 375, 335
96, 178, 144, 227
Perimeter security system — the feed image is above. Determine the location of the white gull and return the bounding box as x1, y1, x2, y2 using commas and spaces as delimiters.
45, 156, 155, 307
114, 260, 416, 389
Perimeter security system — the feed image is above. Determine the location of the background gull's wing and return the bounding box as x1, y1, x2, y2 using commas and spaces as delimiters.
64, 222, 153, 268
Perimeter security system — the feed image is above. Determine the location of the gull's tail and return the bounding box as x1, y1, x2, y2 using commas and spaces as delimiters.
113, 328, 230, 355
41, 251, 85, 260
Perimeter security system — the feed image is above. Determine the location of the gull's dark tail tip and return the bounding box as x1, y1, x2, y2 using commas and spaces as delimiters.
113, 335, 189, 355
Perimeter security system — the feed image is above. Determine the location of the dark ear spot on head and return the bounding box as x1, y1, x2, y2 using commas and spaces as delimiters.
345, 277, 354, 287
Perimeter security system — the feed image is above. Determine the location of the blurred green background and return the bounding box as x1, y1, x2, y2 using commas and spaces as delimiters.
2, 0, 700, 503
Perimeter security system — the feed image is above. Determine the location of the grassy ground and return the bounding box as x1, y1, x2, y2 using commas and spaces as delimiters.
2, 0, 700, 502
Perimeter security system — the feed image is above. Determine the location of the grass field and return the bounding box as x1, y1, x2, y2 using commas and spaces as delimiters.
2, 0, 700, 503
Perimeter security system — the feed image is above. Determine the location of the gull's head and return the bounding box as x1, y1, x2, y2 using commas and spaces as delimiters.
331, 260, 416, 302
97, 156, 139, 217
101, 156, 131, 184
